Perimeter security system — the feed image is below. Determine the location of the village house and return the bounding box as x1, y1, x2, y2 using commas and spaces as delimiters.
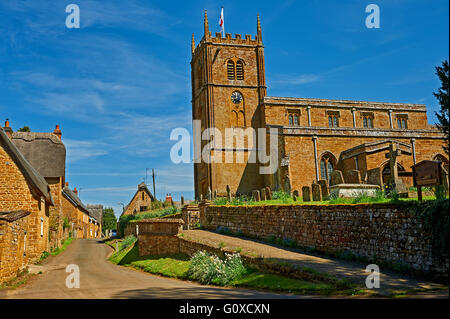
61, 184, 92, 239
11, 124, 66, 249
191, 12, 449, 198
87, 204, 103, 238
0, 126, 53, 284
121, 182, 155, 216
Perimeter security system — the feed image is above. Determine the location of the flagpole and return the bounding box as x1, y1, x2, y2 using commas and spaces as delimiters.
221, 7, 225, 37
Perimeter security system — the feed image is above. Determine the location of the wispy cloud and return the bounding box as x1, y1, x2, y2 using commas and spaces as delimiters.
64, 139, 108, 163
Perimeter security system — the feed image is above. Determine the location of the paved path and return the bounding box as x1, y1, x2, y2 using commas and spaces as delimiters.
1, 239, 307, 299
182, 230, 448, 296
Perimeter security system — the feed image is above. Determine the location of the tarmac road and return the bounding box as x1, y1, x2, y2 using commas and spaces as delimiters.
2, 239, 304, 299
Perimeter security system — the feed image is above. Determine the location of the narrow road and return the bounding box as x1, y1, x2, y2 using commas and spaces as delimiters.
2, 239, 304, 299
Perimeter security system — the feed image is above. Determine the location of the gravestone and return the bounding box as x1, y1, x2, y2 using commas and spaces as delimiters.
265, 186, 272, 200
260, 188, 266, 201
366, 168, 383, 186
181, 196, 185, 206
213, 190, 217, 199
226, 185, 231, 201
284, 174, 291, 196
302, 186, 311, 202
292, 190, 299, 201
207, 187, 212, 200
252, 190, 261, 201
344, 170, 361, 184
330, 170, 344, 186
317, 180, 329, 198
200, 194, 203, 201
312, 183, 322, 201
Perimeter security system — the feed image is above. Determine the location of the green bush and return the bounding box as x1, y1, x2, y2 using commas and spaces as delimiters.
187, 251, 249, 285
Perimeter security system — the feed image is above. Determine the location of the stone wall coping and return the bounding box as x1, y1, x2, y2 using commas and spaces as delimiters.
329, 184, 381, 189
135, 218, 184, 224
209, 202, 406, 209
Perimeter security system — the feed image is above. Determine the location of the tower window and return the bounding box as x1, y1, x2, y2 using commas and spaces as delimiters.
227, 59, 244, 81
236, 60, 244, 80
288, 115, 293, 126
227, 60, 235, 80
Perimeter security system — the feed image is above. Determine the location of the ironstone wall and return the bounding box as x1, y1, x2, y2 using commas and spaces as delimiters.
201, 203, 449, 275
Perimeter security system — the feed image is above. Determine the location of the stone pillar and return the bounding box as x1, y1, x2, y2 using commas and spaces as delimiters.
307, 106, 312, 126
388, 109, 393, 129
410, 138, 416, 164
352, 108, 356, 128
312, 136, 319, 182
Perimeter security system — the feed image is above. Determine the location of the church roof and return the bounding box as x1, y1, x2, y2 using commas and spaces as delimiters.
0, 128, 54, 205
12, 132, 66, 178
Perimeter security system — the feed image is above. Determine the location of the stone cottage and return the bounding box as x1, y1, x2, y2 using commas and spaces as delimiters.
87, 204, 103, 238
0, 127, 53, 284
11, 124, 66, 249
121, 182, 155, 216
61, 184, 91, 239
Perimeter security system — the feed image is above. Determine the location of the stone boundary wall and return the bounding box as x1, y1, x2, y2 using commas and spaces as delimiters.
201, 204, 449, 274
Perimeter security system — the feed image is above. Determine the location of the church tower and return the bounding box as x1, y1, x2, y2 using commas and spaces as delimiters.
191, 11, 267, 199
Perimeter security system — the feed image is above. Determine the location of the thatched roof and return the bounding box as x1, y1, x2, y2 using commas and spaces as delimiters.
86, 204, 103, 224
12, 132, 66, 178
0, 128, 53, 205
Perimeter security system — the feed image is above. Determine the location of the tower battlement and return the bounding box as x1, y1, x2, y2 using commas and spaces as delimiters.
192, 11, 262, 56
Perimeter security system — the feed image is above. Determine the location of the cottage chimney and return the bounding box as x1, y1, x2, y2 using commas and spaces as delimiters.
53, 125, 62, 140
3, 119, 13, 139
74, 187, 78, 195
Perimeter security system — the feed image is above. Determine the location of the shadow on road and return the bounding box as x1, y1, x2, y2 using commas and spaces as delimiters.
111, 286, 302, 299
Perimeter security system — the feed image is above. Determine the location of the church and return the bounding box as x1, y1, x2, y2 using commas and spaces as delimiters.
191, 11, 448, 199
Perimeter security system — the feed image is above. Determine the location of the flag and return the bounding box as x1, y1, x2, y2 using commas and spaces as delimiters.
219, 7, 224, 37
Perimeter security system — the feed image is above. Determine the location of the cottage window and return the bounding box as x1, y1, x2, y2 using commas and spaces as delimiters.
40, 217, 44, 237
288, 115, 293, 126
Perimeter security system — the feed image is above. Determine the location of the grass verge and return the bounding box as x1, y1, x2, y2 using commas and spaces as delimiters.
107, 240, 357, 296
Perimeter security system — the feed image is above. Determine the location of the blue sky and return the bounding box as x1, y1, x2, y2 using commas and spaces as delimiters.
0, 0, 448, 218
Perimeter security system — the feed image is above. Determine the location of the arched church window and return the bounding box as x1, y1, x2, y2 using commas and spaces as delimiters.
289, 115, 293, 126
320, 153, 336, 183
293, 115, 299, 126
227, 60, 235, 80
236, 60, 244, 80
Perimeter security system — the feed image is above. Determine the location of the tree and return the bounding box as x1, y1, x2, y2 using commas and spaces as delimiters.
433, 60, 449, 155
18, 126, 31, 132
102, 207, 117, 231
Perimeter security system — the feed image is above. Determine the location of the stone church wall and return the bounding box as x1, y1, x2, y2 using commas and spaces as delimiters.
202, 204, 449, 275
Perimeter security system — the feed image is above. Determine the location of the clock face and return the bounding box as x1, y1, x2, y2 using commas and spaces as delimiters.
231, 92, 243, 104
